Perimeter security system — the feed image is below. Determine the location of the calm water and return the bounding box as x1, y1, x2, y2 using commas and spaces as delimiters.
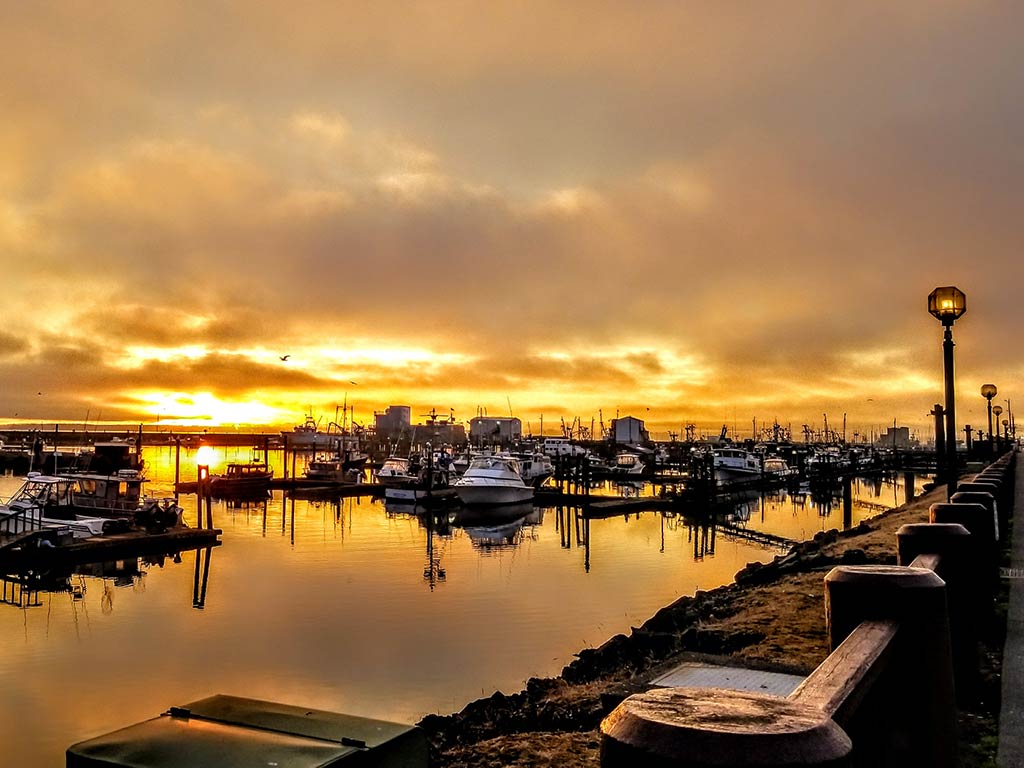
0, 447, 923, 766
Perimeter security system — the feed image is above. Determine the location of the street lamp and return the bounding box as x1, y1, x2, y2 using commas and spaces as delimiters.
981, 384, 997, 454
992, 404, 1003, 452
1003, 418, 1010, 447
928, 286, 966, 500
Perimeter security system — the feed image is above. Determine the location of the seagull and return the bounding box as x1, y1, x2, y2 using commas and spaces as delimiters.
279, 355, 291, 361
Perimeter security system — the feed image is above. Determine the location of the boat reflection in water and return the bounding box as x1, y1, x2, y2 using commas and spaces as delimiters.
453, 502, 541, 552
0, 544, 216, 614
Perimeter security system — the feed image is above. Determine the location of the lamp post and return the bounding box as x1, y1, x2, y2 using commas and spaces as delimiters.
928, 286, 966, 500
1003, 418, 1010, 447
981, 384, 998, 455
993, 404, 1003, 452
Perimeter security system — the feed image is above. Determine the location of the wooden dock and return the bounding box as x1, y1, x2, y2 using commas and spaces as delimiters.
0, 527, 221, 570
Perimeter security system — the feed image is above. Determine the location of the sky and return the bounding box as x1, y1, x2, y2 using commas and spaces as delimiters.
1, 1, 1022, 440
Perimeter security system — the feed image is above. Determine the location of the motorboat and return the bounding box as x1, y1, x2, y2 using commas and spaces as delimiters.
507, 451, 554, 487
1, 472, 180, 538
713, 448, 761, 484
382, 452, 457, 505
610, 452, 646, 475
453, 455, 534, 507
304, 444, 368, 482
374, 456, 417, 486
762, 456, 792, 475
208, 461, 273, 496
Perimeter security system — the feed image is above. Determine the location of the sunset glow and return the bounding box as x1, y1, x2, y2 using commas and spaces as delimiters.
1, 2, 1021, 439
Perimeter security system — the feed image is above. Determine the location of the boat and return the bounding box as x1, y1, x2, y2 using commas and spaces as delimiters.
805, 447, 851, 478
1, 472, 181, 538
208, 461, 273, 496
610, 452, 646, 475
381, 451, 457, 505
507, 451, 554, 487
713, 448, 761, 484
762, 456, 792, 475
374, 456, 417, 486
453, 455, 534, 507
281, 413, 336, 450
304, 444, 367, 483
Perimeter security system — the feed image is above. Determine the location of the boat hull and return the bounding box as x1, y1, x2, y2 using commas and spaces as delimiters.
454, 483, 534, 507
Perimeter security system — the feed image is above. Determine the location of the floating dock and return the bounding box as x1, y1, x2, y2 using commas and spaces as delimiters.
0, 526, 221, 570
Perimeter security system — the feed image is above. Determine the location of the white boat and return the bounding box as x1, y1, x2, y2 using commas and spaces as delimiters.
762, 456, 791, 475
453, 455, 534, 506
611, 452, 646, 475
508, 451, 554, 487
713, 448, 761, 484
374, 457, 417, 486
0, 474, 142, 539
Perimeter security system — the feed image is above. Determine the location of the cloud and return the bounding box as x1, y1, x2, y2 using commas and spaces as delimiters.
1, 2, 1022, 432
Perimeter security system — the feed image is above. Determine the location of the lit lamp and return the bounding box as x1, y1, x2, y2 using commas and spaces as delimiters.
928, 286, 966, 500
993, 404, 1003, 452
981, 384, 998, 454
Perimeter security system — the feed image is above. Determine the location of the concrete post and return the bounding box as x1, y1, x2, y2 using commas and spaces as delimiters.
957, 481, 1004, 536
930, 502, 999, 601
896, 523, 978, 702
950, 491, 999, 544
824, 566, 959, 767
600, 687, 851, 767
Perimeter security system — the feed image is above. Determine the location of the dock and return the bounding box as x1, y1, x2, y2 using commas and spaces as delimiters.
0, 527, 221, 570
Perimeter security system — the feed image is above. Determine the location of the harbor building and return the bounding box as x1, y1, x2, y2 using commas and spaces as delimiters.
610, 415, 650, 446
374, 405, 412, 438
469, 416, 522, 446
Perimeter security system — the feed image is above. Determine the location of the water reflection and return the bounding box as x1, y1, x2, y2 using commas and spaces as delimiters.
0, 547, 210, 615
0, 451, 929, 768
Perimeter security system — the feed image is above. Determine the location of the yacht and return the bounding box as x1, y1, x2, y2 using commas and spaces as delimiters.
453, 455, 534, 506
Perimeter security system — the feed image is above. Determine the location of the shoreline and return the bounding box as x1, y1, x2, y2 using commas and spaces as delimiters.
417, 483, 1005, 767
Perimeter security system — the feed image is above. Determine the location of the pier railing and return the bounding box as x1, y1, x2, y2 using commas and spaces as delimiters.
600, 451, 1016, 767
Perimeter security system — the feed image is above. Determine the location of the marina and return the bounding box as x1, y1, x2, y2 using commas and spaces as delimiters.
0, 443, 926, 766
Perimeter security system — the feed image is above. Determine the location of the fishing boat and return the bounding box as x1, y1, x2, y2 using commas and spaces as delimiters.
281, 413, 335, 450
382, 451, 457, 505
1, 472, 181, 538
713, 447, 761, 484
453, 455, 534, 507
208, 461, 273, 496
507, 451, 554, 487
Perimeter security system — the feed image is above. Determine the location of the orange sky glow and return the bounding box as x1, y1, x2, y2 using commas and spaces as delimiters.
2, 2, 1022, 441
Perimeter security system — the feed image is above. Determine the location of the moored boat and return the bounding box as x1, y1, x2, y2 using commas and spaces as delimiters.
1, 472, 181, 538
453, 455, 534, 507
281, 413, 336, 450
208, 461, 273, 496
713, 448, 761, 484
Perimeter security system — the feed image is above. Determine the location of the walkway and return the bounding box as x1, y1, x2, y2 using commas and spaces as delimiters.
998, 456, 1024, 766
